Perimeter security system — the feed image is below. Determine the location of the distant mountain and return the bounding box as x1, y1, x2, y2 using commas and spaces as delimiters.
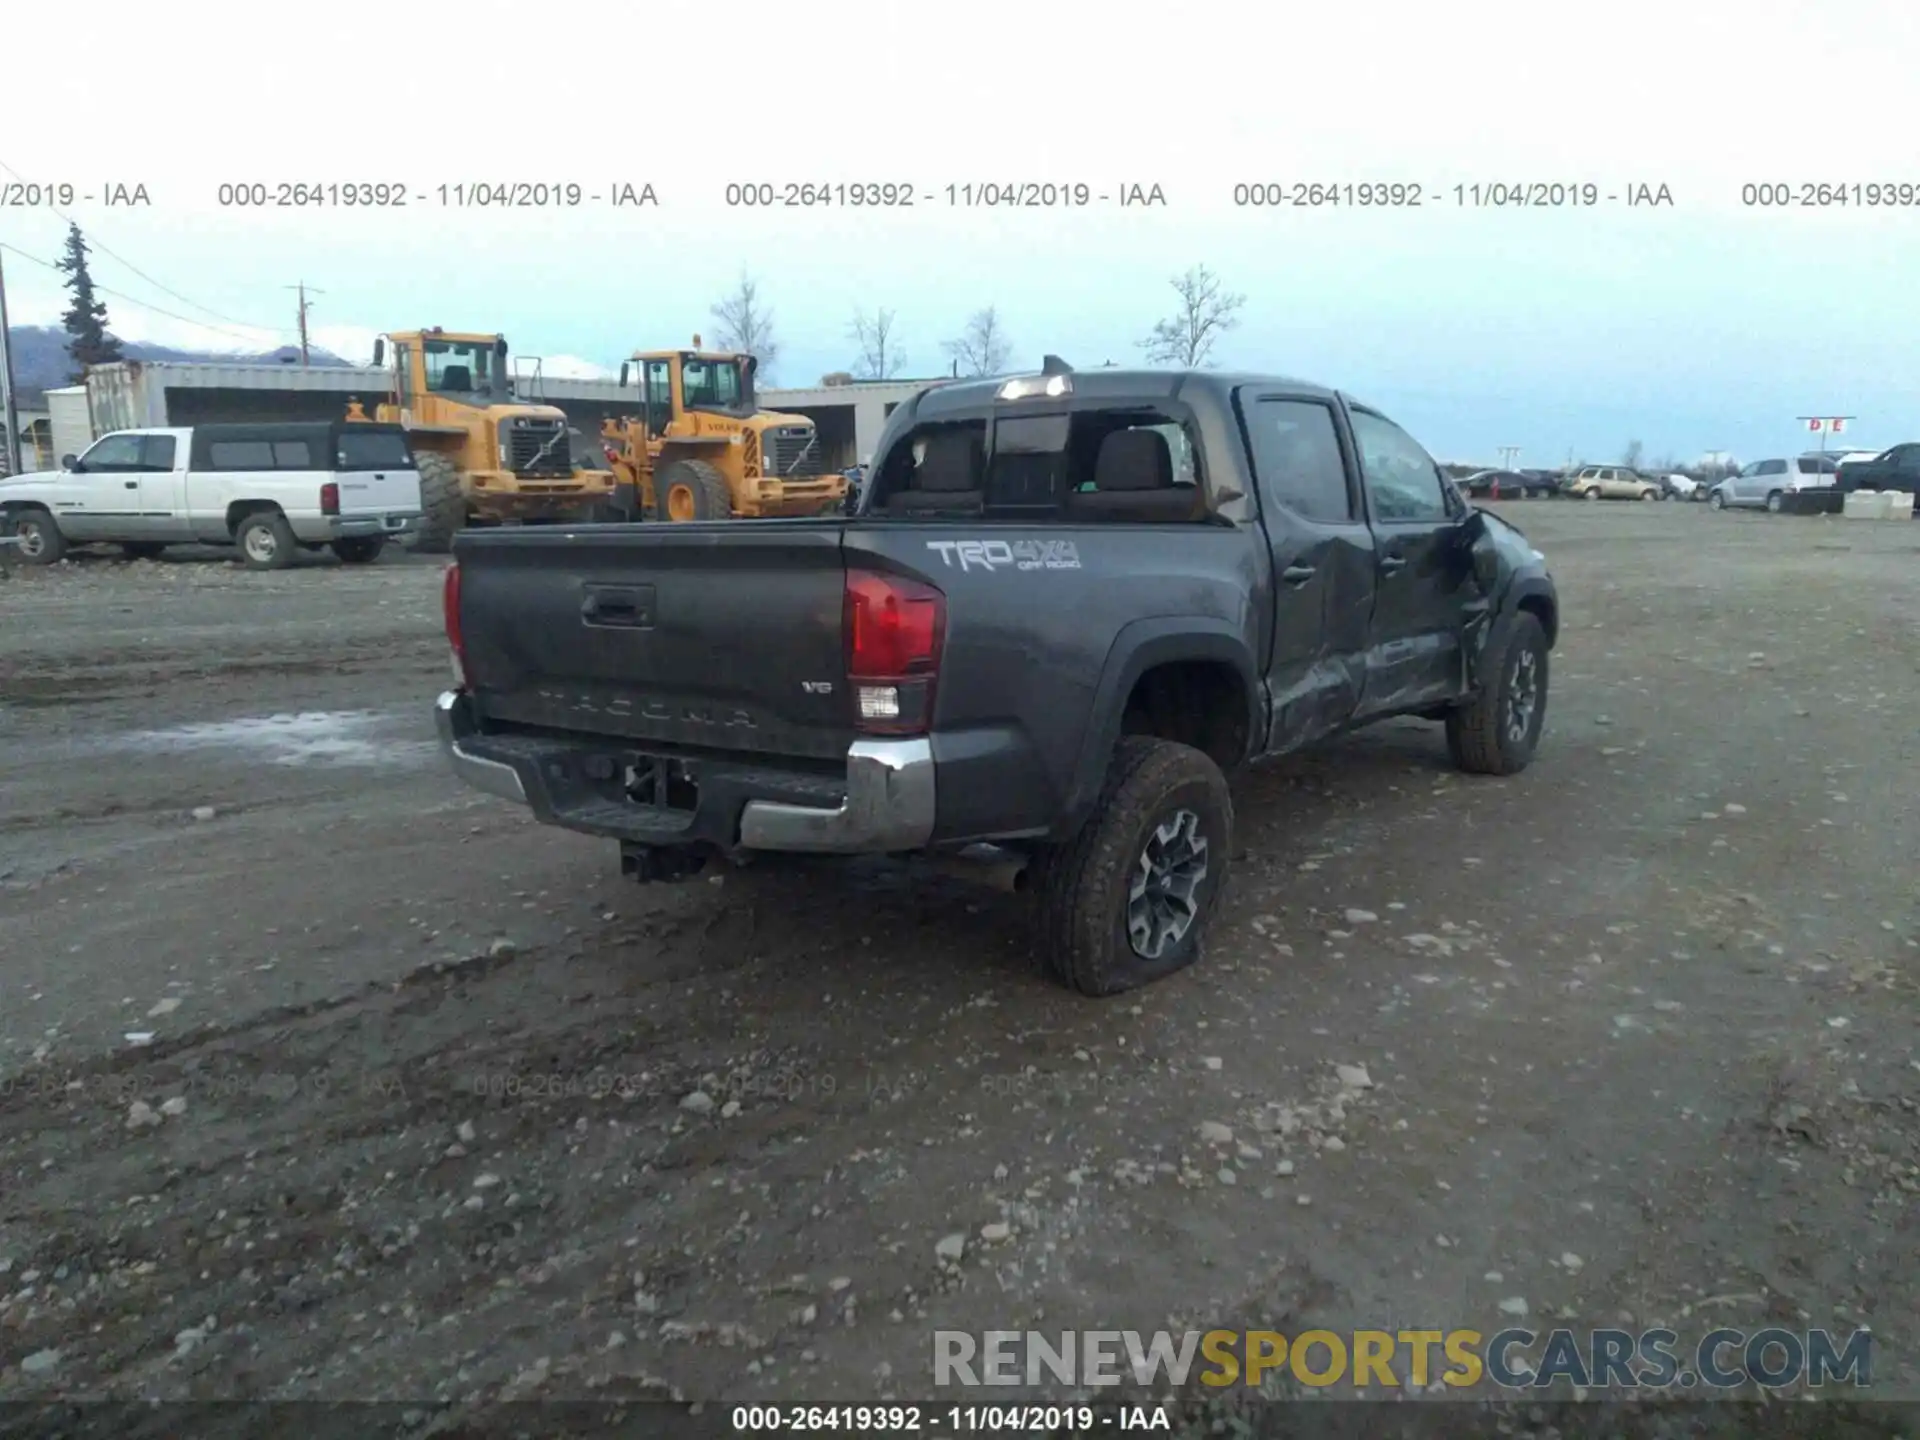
5, 325, 354, 406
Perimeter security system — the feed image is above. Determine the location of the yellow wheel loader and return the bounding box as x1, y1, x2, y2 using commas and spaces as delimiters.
598, 339, 847, 521
345, 328, 616, 552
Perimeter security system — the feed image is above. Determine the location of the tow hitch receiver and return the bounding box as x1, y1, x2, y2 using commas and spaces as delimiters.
620, 842, 708, 883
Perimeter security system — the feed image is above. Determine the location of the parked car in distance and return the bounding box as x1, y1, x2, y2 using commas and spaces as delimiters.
1460, 469, 1546, 499
1831, 443, 1920, 495
435, 363, 1559, 996
1567, 466, 1664, 501
0, 422, 424, 568
1708, 456, 1837, 514
1661, 473, 1701, 500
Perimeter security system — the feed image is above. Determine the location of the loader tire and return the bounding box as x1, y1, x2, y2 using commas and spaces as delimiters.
411, 451, 466, 555
657, 460, 732, 522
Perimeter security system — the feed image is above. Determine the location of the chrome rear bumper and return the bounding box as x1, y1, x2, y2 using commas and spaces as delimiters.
433, 690, 935, 853
434, 690, 528, 804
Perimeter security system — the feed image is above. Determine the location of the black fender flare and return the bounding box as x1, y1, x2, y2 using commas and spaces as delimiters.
1054, 618, 1264, 841
1503, 574, 1558, 647
1468, 574, 1557, 691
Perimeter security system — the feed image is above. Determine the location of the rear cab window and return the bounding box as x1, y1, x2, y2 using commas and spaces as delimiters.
337, 429, 416, 471
868, 404, 1209, 523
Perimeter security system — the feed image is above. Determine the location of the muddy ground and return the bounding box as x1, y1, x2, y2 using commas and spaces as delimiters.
0, 504, 1915, 1424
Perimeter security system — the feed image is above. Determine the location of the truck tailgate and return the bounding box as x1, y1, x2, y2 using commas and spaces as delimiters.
336, 466, 420, 517
456, 523, 854, 761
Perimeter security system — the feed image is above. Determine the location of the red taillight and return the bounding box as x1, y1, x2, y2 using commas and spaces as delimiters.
320, 481, 340, 516
443, 562, 471, 687
843, 568, 944, 734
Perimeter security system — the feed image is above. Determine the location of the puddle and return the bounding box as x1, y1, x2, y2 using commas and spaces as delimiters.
105, 710, 437, 768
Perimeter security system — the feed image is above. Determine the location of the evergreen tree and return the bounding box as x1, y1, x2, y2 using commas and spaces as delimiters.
56, 224, 122, 381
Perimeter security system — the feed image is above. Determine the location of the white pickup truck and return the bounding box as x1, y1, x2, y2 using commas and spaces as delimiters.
0, 421, 424, 569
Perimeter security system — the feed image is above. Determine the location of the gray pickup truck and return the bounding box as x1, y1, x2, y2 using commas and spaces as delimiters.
436, 362, 1559, 995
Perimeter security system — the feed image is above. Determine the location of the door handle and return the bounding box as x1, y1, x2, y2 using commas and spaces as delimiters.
124, 480, 139, 489
1379, 553, 1407, 575
1280, 563, 1316, 584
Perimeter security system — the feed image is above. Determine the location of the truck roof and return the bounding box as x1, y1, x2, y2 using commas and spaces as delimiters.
909, 368, 1340, 426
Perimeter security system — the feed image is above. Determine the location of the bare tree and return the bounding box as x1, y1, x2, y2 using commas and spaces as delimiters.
710, 271, 780, 383
849, 307, 906, 380
1139, 264, 1245, 367
942, 306, 1011, 377
1621, 438, 1645, 470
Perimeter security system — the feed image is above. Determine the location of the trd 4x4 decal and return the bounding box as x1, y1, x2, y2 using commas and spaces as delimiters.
925, 539, 1082, 572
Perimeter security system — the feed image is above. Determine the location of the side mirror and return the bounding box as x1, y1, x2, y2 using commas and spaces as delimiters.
495, 338, 509, 358
60, 453, 77, 470
619, 362, 631, 389
372, 338, 385, 367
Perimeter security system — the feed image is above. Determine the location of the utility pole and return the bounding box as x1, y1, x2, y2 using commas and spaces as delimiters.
1497, 445, 1521, 471
287, 282, 322, 365
0, 246, 19, 477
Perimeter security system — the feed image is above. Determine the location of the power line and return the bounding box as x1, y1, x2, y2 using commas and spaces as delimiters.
0, 153, 287, 336
0, 242, 278, 347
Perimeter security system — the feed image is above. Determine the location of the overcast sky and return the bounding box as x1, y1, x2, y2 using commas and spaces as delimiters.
4, 0, 1915, 465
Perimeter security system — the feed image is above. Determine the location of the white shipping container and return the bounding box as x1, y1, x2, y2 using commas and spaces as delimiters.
46, 386, 94, 466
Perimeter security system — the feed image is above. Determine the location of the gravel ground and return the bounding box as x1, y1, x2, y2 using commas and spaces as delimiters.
0, 505, 1915, 1427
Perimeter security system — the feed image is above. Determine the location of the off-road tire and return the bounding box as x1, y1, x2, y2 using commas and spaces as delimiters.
1765, 490, 1783, 514
8, 508, 65, 565
411, 451, 466, 555
657, 459, 732, 521
1032, 737, 1233, 997
331, 536, 386, 564
121, 542, 166, 560
1446, 611, 1550, 776
235, 510, 297, 571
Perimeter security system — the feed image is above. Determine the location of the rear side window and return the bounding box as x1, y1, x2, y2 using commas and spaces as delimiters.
1244, 398, 1352, 522
271, 440, 313, 469
141, 435, 176, 470
207, 440, 277, 470
337, 430, 415, 470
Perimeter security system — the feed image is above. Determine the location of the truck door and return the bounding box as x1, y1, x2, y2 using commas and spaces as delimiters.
1237, 390, 1375, 749
60, 432, 149, 539
1347, 405, 1470, 714
138, 432, 191, 539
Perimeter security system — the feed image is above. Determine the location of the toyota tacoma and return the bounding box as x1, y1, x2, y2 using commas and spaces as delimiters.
435, 361, 1559, 995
